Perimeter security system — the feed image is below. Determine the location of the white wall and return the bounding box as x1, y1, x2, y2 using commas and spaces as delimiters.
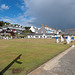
30, 26, 35, 32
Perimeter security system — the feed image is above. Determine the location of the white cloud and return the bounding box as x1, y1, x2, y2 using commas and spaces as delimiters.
1, 4, 9, 10
0, 15, 35, 26
20, 18, 36, 26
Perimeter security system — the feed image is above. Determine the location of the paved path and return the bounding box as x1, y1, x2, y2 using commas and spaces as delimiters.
28, 47, 75, 75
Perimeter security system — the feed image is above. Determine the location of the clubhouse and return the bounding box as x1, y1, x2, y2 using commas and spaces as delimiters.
28, 24, 62, 38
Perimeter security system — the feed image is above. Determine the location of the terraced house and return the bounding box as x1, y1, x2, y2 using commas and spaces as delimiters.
0, 23, 25, 36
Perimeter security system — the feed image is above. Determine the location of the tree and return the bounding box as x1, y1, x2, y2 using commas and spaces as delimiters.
62, 34, 64, 38
0, 21, 5, 27
23, 27, 32, 34
0, 21, 10, 27
25, 27, 31, 30
6, 22, 10, 25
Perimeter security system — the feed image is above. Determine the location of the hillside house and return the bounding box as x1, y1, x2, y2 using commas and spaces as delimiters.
0, 24, 25, 36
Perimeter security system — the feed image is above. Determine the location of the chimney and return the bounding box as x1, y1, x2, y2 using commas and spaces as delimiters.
41, 24, 44, 27
45, 25, 48, 27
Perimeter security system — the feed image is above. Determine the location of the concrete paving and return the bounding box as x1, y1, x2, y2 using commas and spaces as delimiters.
28, 47, 75, 75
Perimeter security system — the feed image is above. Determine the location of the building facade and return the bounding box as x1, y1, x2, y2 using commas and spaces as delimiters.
65, 29, 75, 36
0, 24, 25, 36
28, 24, 61, 38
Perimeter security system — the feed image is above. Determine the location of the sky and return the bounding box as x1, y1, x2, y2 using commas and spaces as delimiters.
0, 0, 75, 31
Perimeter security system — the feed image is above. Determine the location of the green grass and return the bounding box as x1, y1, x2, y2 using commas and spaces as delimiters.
0, 39, 71, 75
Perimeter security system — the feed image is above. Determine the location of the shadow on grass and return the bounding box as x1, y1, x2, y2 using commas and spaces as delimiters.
0, 54, 22, 75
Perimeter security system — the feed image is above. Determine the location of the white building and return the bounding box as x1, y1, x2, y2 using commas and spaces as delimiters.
28, 24, 62, 38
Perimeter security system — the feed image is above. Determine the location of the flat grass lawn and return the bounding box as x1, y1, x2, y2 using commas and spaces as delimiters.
0, 39, 71, 75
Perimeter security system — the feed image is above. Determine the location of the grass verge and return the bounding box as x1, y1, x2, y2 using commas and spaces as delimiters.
0, 39, 71, 75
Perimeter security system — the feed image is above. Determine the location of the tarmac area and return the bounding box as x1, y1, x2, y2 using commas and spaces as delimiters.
28, 47, 75, 75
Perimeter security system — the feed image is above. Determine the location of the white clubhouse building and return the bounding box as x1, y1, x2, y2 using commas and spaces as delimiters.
28, 24, 62, 38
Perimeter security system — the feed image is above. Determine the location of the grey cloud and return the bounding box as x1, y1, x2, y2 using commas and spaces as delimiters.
23, 0, 75, 31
